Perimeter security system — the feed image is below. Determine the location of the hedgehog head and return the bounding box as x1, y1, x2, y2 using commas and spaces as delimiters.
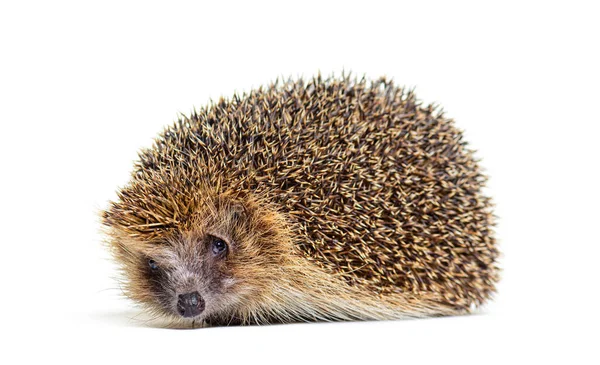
103, 188, 293, 325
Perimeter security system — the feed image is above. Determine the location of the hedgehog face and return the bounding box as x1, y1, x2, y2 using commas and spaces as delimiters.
108, 195, 292, 325
136, 232, 236, 320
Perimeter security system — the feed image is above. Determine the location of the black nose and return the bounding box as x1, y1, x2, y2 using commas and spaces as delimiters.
177, 291, 205, 318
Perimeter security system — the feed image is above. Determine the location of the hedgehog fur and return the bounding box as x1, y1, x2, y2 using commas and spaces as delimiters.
102, 74, 499, 327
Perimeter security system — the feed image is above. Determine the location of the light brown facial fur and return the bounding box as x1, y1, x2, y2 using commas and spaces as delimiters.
102, 74, 499, 327
104, 192, 298, 326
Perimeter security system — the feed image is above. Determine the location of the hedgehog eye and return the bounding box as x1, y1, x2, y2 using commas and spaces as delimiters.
211, 238, 228, 256
148, 259, 159, 271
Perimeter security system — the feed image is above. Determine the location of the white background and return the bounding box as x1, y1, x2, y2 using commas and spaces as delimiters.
1, 1, 598, 364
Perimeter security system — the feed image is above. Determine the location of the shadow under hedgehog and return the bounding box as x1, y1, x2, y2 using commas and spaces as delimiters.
102, 74, 499, 328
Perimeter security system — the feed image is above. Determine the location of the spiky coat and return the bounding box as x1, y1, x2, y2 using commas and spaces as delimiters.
103, 75, 499, 326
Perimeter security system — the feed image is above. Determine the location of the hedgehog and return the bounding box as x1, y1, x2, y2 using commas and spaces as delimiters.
102, 74, 499, 327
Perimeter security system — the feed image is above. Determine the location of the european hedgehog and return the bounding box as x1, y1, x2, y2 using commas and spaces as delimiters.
102, 74, 499, 327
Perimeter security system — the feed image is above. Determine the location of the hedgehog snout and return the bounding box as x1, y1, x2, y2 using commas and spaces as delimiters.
177, 291, 205, 318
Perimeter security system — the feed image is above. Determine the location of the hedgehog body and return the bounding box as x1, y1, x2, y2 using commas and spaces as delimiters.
103, 75, 499, 326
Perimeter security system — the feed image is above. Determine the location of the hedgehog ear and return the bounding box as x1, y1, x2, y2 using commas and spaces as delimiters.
230, 202, 247, 221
